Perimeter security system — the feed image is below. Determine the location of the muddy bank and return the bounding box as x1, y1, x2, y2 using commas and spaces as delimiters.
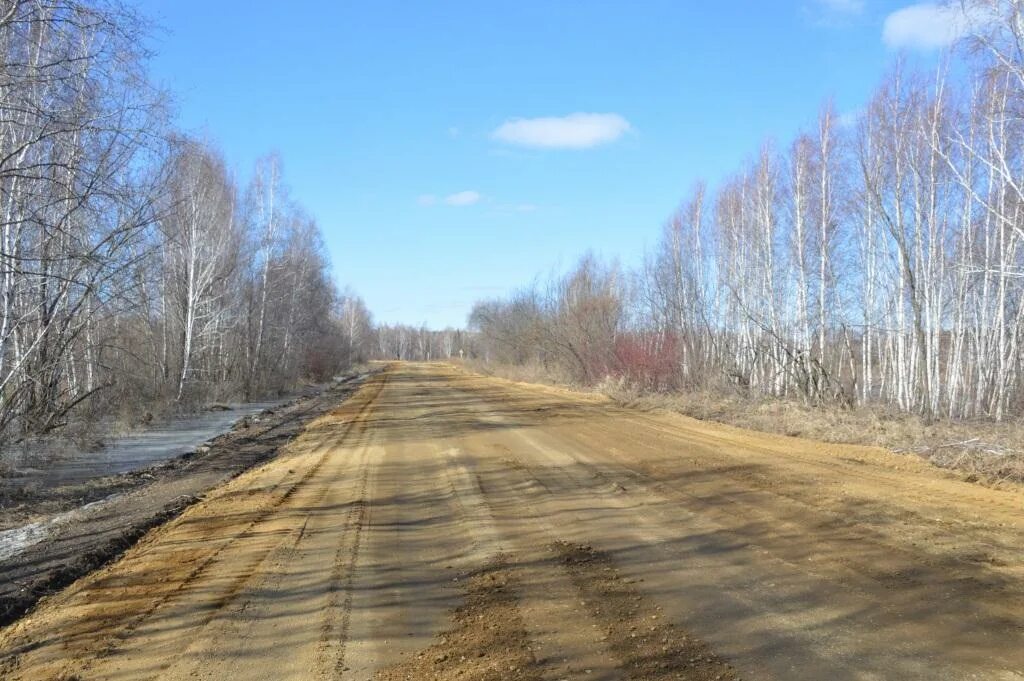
0, 370, 372, 627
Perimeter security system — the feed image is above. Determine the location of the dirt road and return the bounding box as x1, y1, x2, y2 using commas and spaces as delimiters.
2, 362, 1023, 680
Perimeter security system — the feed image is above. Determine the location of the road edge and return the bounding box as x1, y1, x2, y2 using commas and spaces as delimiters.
0, 370, 376, 630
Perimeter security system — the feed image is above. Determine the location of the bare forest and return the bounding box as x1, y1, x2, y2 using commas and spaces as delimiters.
0, 1, 375, 445
471, 1, 1024, 426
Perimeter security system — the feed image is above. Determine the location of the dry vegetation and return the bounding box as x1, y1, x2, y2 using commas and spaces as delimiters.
0, 2, 380, 449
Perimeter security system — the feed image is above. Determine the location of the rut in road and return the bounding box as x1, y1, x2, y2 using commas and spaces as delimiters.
1, 362, 1023, 680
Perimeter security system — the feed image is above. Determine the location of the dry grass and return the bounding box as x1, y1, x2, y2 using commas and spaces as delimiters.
609, 382, 1024, 486
464, 362, 1024, 487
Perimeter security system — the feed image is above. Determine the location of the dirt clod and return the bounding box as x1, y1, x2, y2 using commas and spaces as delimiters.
375, 556, 542, 681
554, 542, 740, 681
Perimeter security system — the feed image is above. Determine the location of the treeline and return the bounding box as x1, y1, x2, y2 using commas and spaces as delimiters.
472, 2, 1024, 421
376, 325, 472, 361
0, 2, 373, 443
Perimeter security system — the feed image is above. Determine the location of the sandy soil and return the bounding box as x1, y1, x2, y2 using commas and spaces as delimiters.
1, 362, 1022, 680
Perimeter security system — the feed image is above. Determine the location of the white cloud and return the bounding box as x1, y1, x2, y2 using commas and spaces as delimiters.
444, 190, 481, 206
817, 0, 864, 14
492, 112, 631, 149
417, 191, 482, 207
882, 3, 991, 50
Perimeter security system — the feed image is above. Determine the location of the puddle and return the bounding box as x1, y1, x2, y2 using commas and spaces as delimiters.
0, 401, 284, 562
4, 400, 290, 490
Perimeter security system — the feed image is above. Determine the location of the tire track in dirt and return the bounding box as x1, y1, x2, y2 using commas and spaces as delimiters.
448, 373, 1024, 679
608, 405, 1024, 518
331, 381, 517, 679
389, 425, 740, 681
119, 398, 384, 681
102, 378, 386, 669
465, 441, 739, 680
365, 423, 606, 681
505, 426, 936, 677
437, 384, 734, 681
461, 365, 1024, 678
0, 371, 389, 681
315, 458, 370, 677
151, 386, 386, 681
552, 418, 1024, 621
484, 418, 814, 679
483, 388, 1019, 586
457, 369, 1024, 576
442, 448, 502, 560
444, 440, 624, 681
450, 366, 1024, 521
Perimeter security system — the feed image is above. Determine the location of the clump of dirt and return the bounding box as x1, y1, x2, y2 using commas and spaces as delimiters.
554, 541, 741, 681
375, 556, 542, 681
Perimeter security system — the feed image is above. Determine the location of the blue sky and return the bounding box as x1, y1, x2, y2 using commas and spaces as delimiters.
135, 1, 954, 328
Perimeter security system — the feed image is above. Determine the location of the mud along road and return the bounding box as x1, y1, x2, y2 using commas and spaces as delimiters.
1, 362, 1022, 680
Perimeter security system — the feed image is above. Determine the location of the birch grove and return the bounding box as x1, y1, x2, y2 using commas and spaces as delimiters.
0, 2, 363, 444
472, 1, 1024, 421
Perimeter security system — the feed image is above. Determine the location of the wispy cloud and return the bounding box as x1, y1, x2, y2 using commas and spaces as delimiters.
817, 0, 864, 15
420, 192, 538, 211
444, 190, 481, 206
882, 2, 991, 50
492, 113, 631, 149
416, 190, 481, 207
